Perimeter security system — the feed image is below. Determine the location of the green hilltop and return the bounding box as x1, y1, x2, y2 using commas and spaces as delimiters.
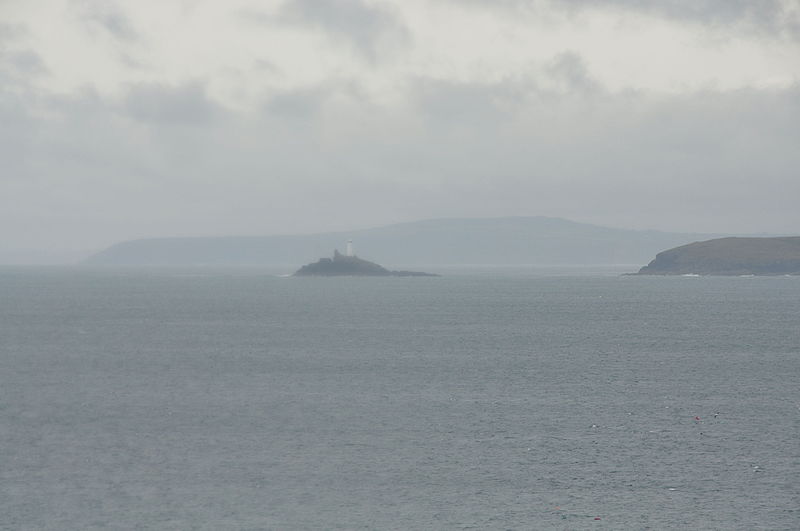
637, 237, 800, 275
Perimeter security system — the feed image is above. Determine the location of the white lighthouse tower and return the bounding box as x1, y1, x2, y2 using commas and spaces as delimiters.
346, 239, 354, 257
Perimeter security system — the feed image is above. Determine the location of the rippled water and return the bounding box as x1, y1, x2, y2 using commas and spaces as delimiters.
1, 267, 798, 529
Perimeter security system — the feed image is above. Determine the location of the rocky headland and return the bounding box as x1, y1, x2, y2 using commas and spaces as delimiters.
636, 236, 800, 275
294, 250, 438, 277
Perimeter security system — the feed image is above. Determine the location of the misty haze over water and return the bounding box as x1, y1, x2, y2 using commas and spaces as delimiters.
3, 0, 800, 529
2, 1, 799, 263
83, 217, 730, 268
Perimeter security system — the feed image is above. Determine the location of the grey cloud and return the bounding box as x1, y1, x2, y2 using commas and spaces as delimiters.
253, 59, 281, 75
123, 82, 222, 125
411, 78, 520, 125
546, 52, 601, 94
98, 11, 137, 41
72, 0, 138, 41
411, 51, 601, 124
118, 52, 146, 70
266, 86, 331, 118
264, 79, 366, 118
5, 3, 799, 264
574, 0, 787, 25
3, 67, 799, 262
450, 0, 800, 39
577, 0, 800, 39
274, 0, 409, 61
0, 25, 46, 77
0, 22, 28, 44
6, 49, 48, 75
391, 76, 800, 229
0, 88, 35, 185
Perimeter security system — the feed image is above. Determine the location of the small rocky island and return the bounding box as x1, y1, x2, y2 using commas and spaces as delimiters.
294, 250, 438, 277
637, 236, 800, 275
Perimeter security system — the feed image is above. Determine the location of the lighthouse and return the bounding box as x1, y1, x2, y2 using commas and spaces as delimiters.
346, 240, 354, 257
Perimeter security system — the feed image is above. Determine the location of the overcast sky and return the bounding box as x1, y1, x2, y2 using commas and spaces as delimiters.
2, 0, 799, 262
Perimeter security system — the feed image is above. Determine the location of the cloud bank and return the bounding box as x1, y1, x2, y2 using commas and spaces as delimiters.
1, 0, 798, 262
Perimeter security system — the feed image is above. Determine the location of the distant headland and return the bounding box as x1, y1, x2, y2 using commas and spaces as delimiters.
294, 249, 438, 277
636, 236, 800, 276
82, 217, 733, 266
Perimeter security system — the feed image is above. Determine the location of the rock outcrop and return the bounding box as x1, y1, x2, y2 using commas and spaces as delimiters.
637, 237, 800, 275
294, 250, 438, 277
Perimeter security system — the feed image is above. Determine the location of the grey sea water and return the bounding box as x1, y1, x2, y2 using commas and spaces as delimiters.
1, 266, 798, 530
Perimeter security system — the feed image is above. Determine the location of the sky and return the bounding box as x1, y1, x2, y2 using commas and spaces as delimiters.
1, 0, 799, 262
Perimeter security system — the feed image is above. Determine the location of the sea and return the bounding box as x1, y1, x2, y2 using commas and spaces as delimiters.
1, 266, 798, 530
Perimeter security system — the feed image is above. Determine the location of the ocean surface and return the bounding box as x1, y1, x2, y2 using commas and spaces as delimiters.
1, 266, 798, 530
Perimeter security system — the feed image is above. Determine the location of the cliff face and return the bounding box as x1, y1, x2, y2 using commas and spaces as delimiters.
294, 250, 437, 277
637, 237, 800, 275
